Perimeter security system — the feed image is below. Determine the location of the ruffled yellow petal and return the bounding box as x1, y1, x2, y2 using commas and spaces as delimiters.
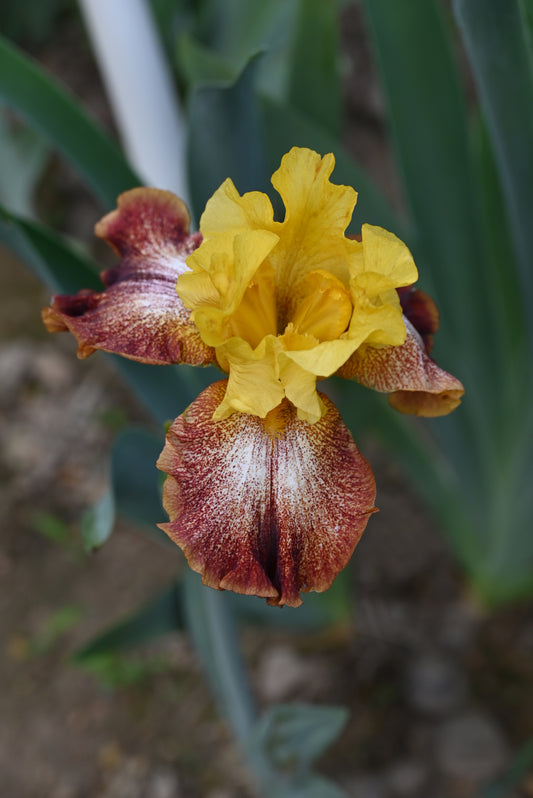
353, 224, 418, 286
213, 336, 284, 419
199, 178, 276, 238
282, 337, 359, 378
278, 353, 325, 423
269, 148, 359, 314
178, 229, 279, 347
345, 224, 418, 349
173, 268, 220, 310
348, 283, 407, 348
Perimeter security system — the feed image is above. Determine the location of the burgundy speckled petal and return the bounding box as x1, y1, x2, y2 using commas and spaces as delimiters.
42, 188, 215, 366
157, 381, 377, 607
337, 318, 464, 417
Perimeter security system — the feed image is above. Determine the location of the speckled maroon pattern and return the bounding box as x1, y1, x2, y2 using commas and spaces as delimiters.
42, 188, 215, 366
157, 381, 377, 607
337, 318, 464, 416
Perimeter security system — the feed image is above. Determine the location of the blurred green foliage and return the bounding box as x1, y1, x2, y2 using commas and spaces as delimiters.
0, 0, 72, 46
30, 604, 84, 656
78, 651, 170, 690
248, 704, 349, 798
0, 111, 47, 217
32, 510, 75, 548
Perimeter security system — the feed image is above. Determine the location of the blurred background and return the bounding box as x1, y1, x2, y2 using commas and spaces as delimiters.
1, 1, 532, 796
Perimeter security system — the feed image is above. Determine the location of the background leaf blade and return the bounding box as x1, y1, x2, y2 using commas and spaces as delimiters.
0, 34, 141, 207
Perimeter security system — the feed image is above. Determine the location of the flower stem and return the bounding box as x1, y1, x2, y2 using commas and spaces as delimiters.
183, 573, 294, 794
183, 570, 256, 744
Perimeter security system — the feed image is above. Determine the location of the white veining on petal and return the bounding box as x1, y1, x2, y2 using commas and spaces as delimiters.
158, 382, 376, 606
45, 189, 214, 366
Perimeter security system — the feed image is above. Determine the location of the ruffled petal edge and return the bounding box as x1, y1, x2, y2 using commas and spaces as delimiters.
157, 380, 377, 607
337, 318, 464, 417
42, 188, 215, 366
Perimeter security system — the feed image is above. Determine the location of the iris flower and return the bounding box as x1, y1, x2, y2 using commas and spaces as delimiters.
43, 148, 464, 607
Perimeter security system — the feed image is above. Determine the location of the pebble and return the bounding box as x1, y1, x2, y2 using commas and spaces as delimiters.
32, 345, 74, 391
436, 712, 508, 781
0, 342, 31, 404
54, 782, 77, 798
439, 601, 482, 653
344, 774, 388, 798
386, 760, 428, 796
144, 765, 181, 798
97, 757, 147, 798
404, 654, 467, 715
256, 645, 327, 702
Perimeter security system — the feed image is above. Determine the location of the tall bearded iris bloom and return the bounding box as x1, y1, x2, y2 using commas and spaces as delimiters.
43, 148, 464, 607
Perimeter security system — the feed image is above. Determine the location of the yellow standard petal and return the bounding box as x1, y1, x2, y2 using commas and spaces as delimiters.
347, 223, 419, 349
356, 223, 418, 286
178, 229, 279, 347
270, 148, 359, 318
213, 335, 285, 419
199, 178, 276, 238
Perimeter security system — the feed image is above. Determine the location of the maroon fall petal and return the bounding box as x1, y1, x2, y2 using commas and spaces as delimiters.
42, 188, 215, 366
157, 381, 377, 607
337, 318, 464, 417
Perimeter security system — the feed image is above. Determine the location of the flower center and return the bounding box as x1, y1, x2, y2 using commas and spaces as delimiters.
226, 265, 352, 350
288, 270, 352, 341
225, 262, 277, 349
